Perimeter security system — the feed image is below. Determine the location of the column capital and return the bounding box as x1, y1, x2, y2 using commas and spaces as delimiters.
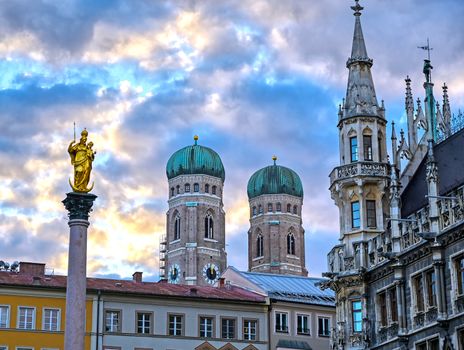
63, 192, 97, 221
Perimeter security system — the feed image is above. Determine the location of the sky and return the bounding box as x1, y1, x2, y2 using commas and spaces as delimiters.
1, 0, 464, 281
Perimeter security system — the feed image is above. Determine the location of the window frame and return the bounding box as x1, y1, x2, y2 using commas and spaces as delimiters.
193, 183, 199, 192
198, 315, 215, 338
256, 233, 264, 258
287, 232, 295, 255
17, 306, 36, 330
204, 213, 214, 239
274, 311, 288, 333
276, 202, 282, 212
426, 269, 437, 308
184, 183, 190, 193
220, 317, 237, 340
42, 307, 60, 332
455, 254, 464, 296
205, 184, 209, 193
168, 313, 184, 336
243, 318, 258, 341
350, 136, 358, 162
211, 186, 217, 195
317, 315, 331, 337
351, 201, 361, 229
413, 273, 425, 312
173, 215, 181, 241
366, 200, 376, 228
296, 314, 310, 336
135, 311, 153, 335
351, 300, 362, 333
0, 305, 10, 329
363, 135, 373, 161
104, 309, 121, 333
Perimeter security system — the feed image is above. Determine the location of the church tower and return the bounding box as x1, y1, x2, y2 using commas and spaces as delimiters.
326, 1, 390, 347
162, 136, 227, 286
247, 156, 307, 276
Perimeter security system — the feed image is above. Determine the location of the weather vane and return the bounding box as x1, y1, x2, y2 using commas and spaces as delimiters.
418, 38, 433, 61
67, 127, 96, 193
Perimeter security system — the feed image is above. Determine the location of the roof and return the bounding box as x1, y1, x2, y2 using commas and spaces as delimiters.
247, 162, 303, 199
0, 271, 266, 304
401, 128, 464, 217
166, 140, 225, 181
230, 267, 335, 307
277, 340, 312, 350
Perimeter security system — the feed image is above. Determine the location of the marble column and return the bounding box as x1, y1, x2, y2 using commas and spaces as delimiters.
62, 192, 97, 350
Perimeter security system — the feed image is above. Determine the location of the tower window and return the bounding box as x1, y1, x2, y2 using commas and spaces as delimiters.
293, 205, 298, 215
352, 300, 362, 332
194, 183, 199, 192
204, 214, 214, 239
287, 232, 295, 255
176, 185, 180, 194
378, 137, 382, 162
185, 183, 190, 193
258, 205, 263, 214
366, 200, 376, 228
351, 201, 360, 228
170, 187, 175, 197
350, 136, 358, 162
276, 203, 281, 212
205, 184, 209, 193
287, 204, 291, 213
212, 186, 217, 195
256, 233, 263, 258
174, 215, 181, 241
363, 135, 373, 161
267, 203, 273, 212
252, 206, 257, 216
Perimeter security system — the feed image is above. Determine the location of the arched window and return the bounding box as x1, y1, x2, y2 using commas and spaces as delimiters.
287, 204, 291, 213
204, 213, 214, 239
170, 187, 175, 197
205, 184, 209, 193
212, 186, 217, 195
185, 183, 190, 192
194, 183, 199, 192
287, 232, 295, 255
176, 185, 180, 194
256, 233, 264, 257
258, 205, 263, 214
267, 203, 273, 212
276, 203, 281, 212
293, 205, 298, 215
252, 206, 257, 216
174, 214, 181, 241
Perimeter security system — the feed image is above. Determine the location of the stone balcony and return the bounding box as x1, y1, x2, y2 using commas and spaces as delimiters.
329, 161, 389, 187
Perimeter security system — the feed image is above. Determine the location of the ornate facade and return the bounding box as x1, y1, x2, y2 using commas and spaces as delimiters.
323, 1, 464, 349
247, 158, 307, 276
161, 137, 227, 286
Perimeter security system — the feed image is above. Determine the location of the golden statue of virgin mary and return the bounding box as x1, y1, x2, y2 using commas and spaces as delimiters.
68, 129, 96, 193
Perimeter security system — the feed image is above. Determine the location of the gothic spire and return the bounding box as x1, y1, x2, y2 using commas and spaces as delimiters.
405, 76, 417, 151
343, 0, 380, 119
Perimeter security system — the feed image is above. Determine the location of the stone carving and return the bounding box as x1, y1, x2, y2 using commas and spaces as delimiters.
426, 307, 438, 323
62, 192, 98, 221
413, 312, 425, 328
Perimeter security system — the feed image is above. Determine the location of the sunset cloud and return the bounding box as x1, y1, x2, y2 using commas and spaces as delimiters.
1, 0, 463, 280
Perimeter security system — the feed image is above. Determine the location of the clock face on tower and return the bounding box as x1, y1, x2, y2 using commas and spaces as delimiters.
202, 263, 220, 284
168, 264, 180, 284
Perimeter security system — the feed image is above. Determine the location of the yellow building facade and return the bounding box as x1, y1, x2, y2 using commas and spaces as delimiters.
0, 263, 92, 350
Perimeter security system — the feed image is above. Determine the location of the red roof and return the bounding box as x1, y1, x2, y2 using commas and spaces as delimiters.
0, 271, 266, 303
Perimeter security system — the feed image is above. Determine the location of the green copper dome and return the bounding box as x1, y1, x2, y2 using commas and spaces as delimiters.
247, 158, 303, 199
166, 137, 225, 181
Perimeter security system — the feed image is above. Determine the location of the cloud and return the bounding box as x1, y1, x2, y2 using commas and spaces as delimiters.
1, 0, 463, 281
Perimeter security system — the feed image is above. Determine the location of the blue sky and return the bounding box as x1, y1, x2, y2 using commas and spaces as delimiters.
1, 0, 463, 280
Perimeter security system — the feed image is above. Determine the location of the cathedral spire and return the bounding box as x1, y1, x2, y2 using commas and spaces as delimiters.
343, 0, 379, 119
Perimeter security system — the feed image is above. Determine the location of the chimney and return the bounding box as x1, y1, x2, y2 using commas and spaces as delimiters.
20, 262, 45, 276
132, 271, 143, 283
218, 277, 225, 288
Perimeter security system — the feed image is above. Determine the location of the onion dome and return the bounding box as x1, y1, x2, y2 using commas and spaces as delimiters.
247, 156, 303, 199
166, 136, 225, 181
